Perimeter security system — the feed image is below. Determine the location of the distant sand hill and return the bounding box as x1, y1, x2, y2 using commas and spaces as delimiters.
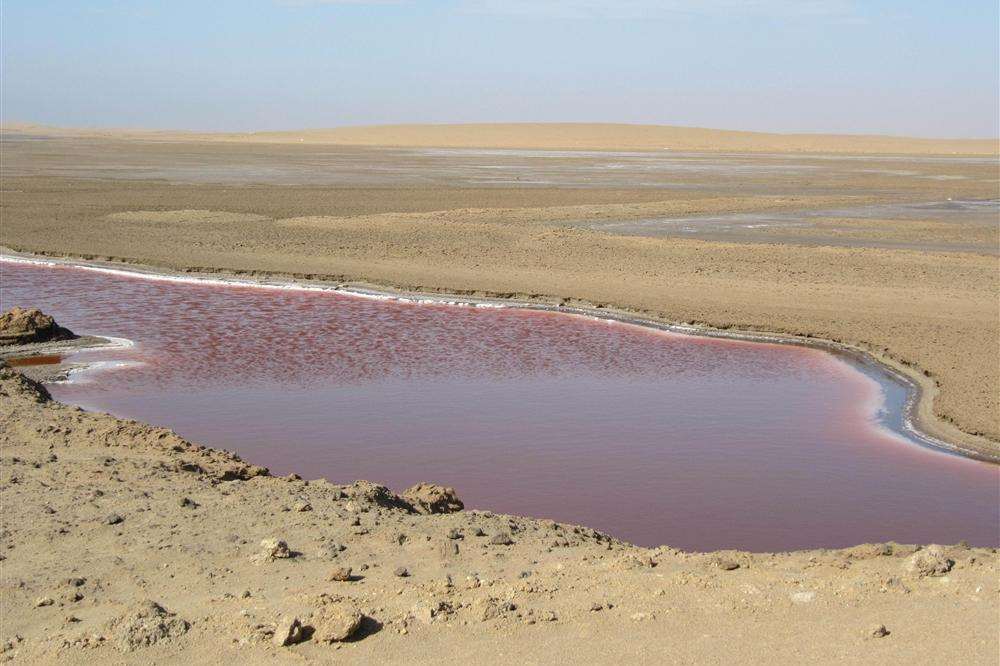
4, 122, 998, 155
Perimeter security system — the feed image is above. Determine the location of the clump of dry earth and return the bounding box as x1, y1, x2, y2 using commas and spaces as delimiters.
1, 363, 997, 664
0, 308, 76, 346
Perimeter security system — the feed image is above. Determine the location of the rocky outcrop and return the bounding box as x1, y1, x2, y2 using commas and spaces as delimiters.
0, 307, 76, 346
347, 480, 412, 510
402, 483, 464, 514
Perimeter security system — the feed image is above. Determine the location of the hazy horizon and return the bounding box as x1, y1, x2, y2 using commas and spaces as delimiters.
3, 1, 998, 139
4, 120, 998, 143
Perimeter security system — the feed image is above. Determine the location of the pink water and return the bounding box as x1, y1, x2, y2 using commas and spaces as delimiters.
3, 260, 997, 551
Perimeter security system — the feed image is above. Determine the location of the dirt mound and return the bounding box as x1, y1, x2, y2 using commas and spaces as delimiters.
403, 483, 464, 514
0, 363, 52, 403
0, 307, 76, 346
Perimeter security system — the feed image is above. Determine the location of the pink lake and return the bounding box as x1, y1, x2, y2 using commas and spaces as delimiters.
2, 259, 997, 551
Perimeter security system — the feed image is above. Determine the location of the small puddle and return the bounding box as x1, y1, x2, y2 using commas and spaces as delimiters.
3, 258, 997, 551
5, 353, 64, 367
580, 199, 1000, 253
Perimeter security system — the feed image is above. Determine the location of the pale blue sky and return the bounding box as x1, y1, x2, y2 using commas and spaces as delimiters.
2, 1, 997, 137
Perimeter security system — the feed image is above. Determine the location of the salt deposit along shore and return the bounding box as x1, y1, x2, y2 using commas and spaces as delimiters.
3, 250, 997, 464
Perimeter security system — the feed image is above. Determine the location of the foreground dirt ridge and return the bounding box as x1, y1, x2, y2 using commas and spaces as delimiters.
1, 365, 997, 664
4, 249, 997, 462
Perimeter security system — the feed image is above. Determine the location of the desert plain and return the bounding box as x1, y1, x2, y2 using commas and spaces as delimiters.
1, 124, 998, 663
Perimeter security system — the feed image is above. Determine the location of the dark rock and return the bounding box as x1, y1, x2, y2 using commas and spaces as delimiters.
868, 624, 890, 639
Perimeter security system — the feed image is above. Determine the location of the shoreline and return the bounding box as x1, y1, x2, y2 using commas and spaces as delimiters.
4, 249, 997, 464
0, 334, 136, 384
2, 361, 997, 663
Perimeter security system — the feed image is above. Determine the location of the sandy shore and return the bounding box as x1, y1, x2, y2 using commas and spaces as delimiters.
1, 365, 997, 664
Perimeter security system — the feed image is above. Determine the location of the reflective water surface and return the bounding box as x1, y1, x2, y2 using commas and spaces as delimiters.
3, 260, 997, 551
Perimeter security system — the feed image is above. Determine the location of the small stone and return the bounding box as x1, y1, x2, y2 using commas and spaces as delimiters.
715, 558, 740, 571
311, 605, 362, 643
105, 513, 124, 525
412, 603, 435, 625
472, 527, 486, 537
489, 533, 514, 546
294, 501, 312, 512
790, 591, 816, 604
66, 577, 86, 588
868, 624, 890, 639
589, 602, 603, 612
35, 597, 54, 607
315, 542, 346, 560
394, 566, 410, 578
257, 538, 291, 561
179, 497, 198, 509
447, 528, 463, 540
272, 616, 303, 647
906, 545, 954, 577
328, 567, 353, 582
